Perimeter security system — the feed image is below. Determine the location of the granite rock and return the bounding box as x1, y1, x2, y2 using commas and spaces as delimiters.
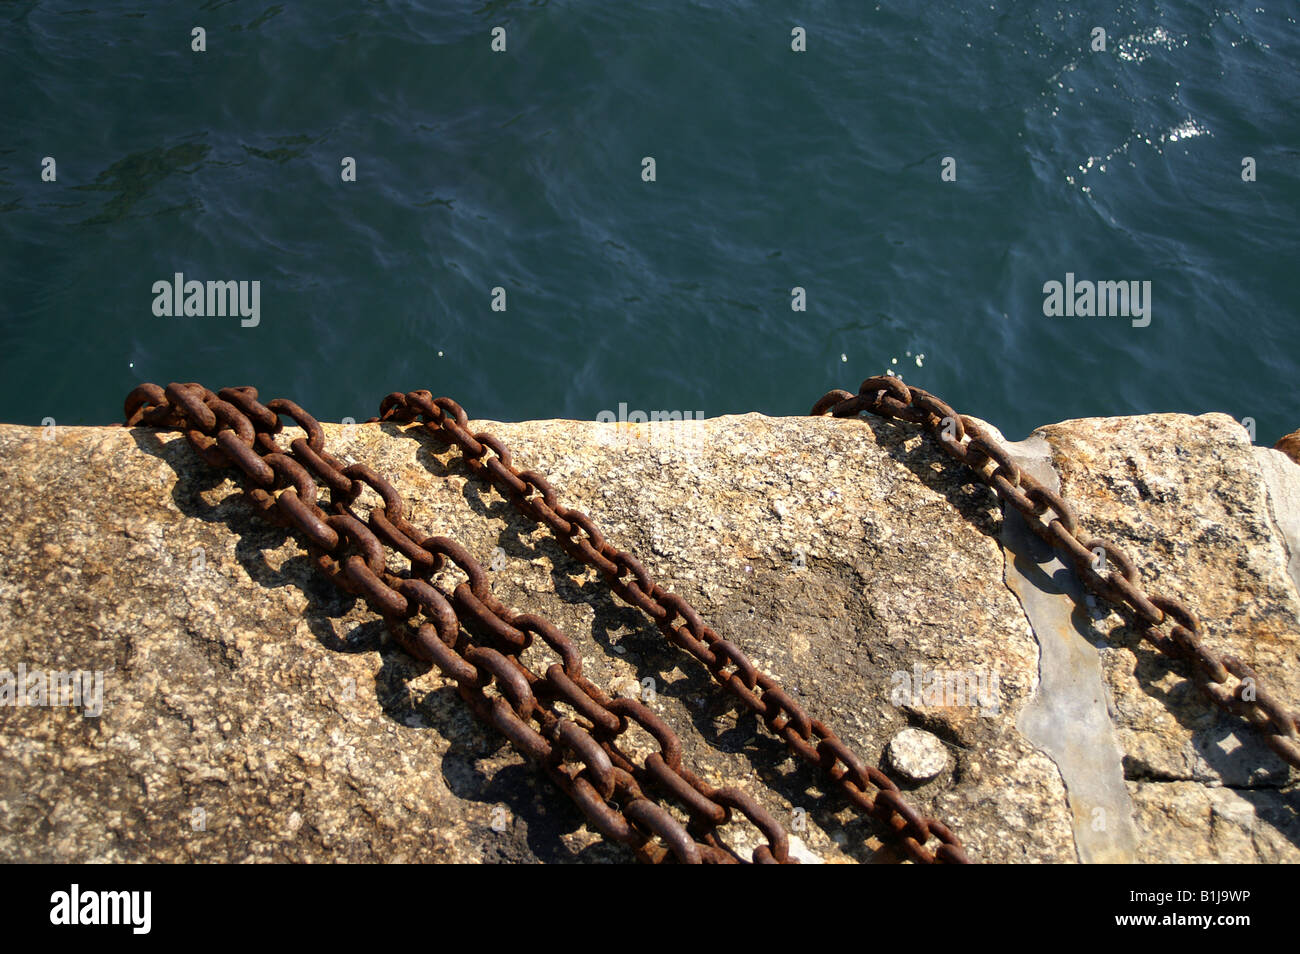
0, 408, 1294, 863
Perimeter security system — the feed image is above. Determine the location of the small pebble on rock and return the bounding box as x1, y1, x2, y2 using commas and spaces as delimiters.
886, 728, 949, 782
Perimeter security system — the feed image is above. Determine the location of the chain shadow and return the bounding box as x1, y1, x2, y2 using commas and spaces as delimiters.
126, 425, 625, 864
391, 423, 913, 863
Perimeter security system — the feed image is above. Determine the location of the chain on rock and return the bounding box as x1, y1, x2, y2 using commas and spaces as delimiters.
120, 377, 1299, 863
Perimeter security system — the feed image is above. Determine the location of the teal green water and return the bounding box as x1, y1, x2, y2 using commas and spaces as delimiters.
1, 3, 1297, 441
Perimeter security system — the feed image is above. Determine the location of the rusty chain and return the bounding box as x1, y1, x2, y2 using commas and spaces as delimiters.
371, 389, 969, 864
119, 373, 1300, 860
812, 374, 1300, 771
124, 382, 796, 864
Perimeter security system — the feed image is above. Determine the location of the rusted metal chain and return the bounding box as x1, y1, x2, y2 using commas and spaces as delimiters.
373, 389, 970, 864
812, 375, 1300, 771
125, 382, 796, 864
119, 372, 1298, 863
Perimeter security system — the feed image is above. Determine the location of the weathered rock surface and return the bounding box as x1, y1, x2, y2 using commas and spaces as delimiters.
0, 409, 1295, 863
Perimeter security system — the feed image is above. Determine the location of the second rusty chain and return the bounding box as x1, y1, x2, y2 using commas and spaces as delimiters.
124, 382, 794, 865
374, 389, 969, 864
813, 374, 1300, 771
